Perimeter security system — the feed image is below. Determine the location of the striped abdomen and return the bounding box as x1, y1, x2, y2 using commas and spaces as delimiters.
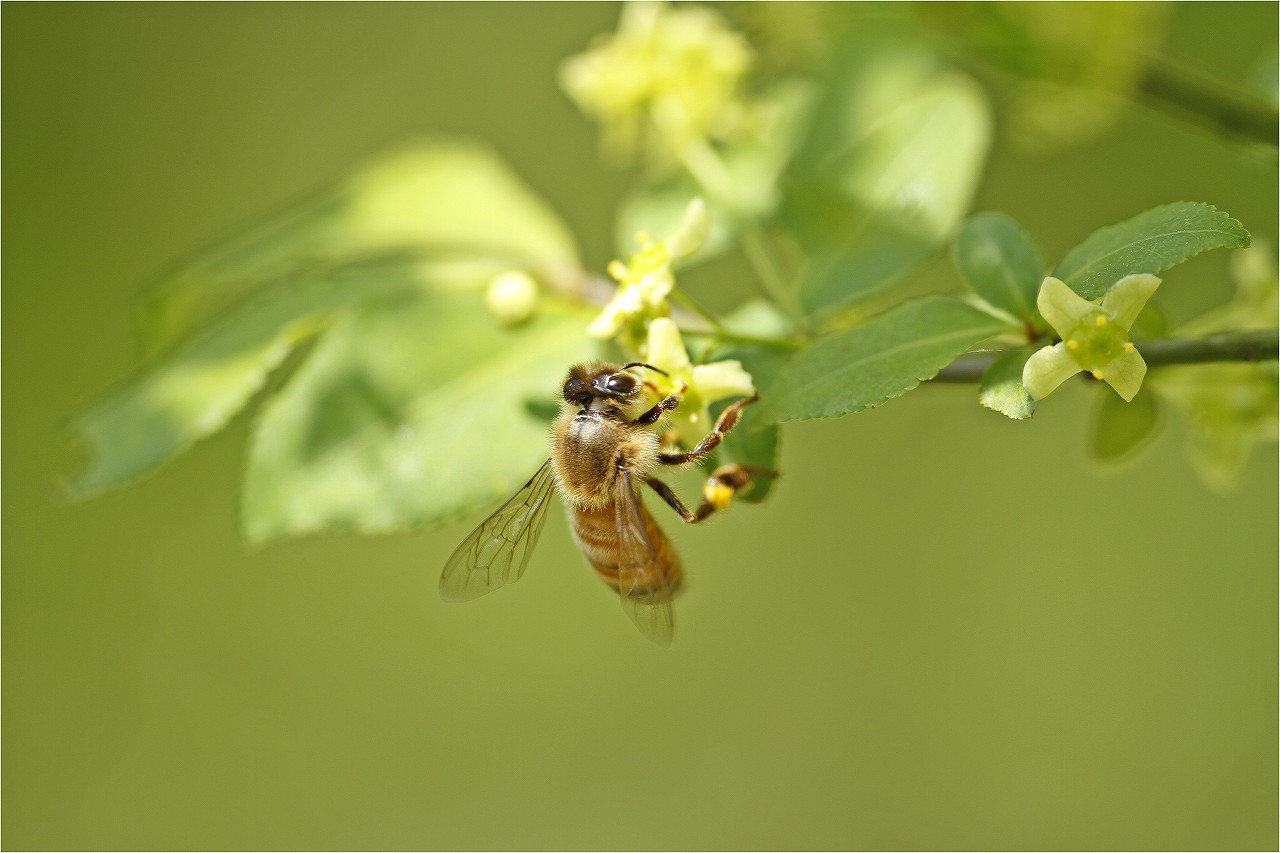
569, 497, 684, 600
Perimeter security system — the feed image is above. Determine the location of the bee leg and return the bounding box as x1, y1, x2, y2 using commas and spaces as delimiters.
635, 393, 682, 426
643, 464, 754, 523
657, 393, 759, 465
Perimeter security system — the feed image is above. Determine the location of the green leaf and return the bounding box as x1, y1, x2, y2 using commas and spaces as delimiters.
785, 35, 991, 315
142, 138, 579, 356
763, 296, 1007, 423
1089, 385, 1161, 464
69, 260, 418, 498
1055, 202, 1250, 300
978, 349, 1037, 420
953, 212, 1045, 320
242, 292, 595, 542
708, 345, 787, 504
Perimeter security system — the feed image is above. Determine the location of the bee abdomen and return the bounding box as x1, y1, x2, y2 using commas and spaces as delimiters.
569, 502, 683, 600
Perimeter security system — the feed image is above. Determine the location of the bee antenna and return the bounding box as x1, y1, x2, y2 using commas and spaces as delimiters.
620, 361, 668, 377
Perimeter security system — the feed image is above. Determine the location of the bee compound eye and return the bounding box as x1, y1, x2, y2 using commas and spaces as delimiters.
606, 374, 636, 394
563, 377, 588, 402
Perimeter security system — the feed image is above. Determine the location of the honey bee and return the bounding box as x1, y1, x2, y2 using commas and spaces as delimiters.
440, 361, 760, 646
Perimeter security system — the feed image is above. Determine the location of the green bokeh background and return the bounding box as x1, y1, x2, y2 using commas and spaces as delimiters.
4, 4, 1276, 849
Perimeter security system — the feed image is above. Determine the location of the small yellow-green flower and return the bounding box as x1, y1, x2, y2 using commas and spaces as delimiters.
588, 198, 709, 341
643, 317, 755, 448
1023, 274, 1160, 402
559, 1, 753, 163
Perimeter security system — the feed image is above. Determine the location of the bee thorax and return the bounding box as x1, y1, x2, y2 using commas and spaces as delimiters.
551, 412, 659, 508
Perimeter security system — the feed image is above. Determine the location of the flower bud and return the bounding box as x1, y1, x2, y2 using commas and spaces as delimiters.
486, 271, 538, 326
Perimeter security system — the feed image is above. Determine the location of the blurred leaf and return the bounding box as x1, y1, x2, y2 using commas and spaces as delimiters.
70, 261, 418, 499
1179, 243, 1279, 336
978, 349, 1037, 420
522, 396, 562, 423
763, 296, 1006, 423
1155, 362, 1279, 491
1055, 202, 1250, 300
784, 34, 991, 315
1089, 385, 1161, 464
920, 4, 1169, 151
242, 292, 595, 542
1248, 45, 1279, 106
953, 212, 1044, 320
142, 138, 580, 356
719, 298, 795, 340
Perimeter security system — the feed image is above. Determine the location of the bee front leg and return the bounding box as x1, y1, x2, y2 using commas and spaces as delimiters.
635, 393, 682, 426
643, 464, 754, 523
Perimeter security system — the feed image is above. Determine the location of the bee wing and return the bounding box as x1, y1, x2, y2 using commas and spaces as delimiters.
439, 460, 557, 602
614, 467, 676, 647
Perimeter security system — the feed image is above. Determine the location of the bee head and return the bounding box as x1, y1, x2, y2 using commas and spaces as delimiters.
562, 362, 666, 409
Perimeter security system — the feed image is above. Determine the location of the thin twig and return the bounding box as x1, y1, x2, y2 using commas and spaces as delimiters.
1136, 56, 1278, 146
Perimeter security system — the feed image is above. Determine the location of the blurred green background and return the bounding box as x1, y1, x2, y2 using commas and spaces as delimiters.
4, 3, 1276, 849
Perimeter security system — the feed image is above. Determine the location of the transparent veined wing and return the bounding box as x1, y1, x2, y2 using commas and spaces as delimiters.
439, 460, 556, 602
614, 467, 677, 647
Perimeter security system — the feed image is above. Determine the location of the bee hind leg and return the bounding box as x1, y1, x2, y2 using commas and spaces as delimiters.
643, 464, 754, 523
657, 394, 759, 465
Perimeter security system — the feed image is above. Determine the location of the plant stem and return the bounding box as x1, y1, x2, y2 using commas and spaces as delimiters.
740, 227, 807, 324
932, 329, 1279, 383
678, 136, 737, 202
1129, 329, 1279, 365
681, 327, 807, 351
1136, 56, 1278, 146
579, 273, 804, 351
669, 288, 728, 334
676, 138, 809, 326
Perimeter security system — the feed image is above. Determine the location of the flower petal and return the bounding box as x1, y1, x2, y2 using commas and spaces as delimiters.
587, 309, 623, 339
1022, 343, 1081, 400
691, 360, 755, 402
588, 287, 642, 339
1100, 273, 1161, 331
1097, 347, 1147, 402
1037, 276, 1096, 336
644, 317, 691, 374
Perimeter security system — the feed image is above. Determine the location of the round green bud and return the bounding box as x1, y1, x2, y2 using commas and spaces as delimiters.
486, 271, 539, 326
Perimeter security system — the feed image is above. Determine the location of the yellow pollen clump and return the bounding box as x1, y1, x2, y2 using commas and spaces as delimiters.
1066, 339, 1079, 351
1091, 369, 1104, 379
1123, 341, 1136, 352
607, 260, 627, 280
1095, 315, 1108, 326
704, 481, 735, 511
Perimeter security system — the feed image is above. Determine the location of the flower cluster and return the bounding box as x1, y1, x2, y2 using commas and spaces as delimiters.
642, 318, 755, 448
588, 197, 709, 345
587, 198, 754, 449
1023, 274, 1160, 402
559, 2, 753, 164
